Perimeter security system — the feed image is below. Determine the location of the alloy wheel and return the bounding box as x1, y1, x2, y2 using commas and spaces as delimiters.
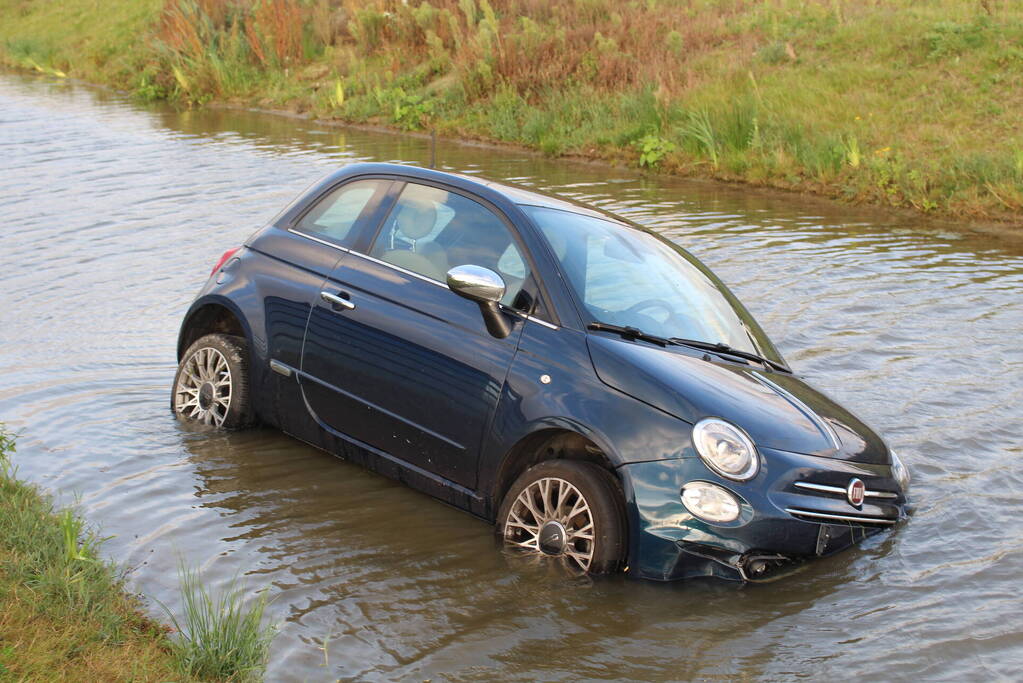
503, 476, 596, 571
174, 346, 233, 427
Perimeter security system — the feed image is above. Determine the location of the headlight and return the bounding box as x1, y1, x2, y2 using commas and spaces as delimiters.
891, 449, 910, 490
692, 418, 759, 481
681, 481, 741, 523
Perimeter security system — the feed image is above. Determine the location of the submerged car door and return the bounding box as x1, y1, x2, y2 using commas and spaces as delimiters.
300, 181, 532, 489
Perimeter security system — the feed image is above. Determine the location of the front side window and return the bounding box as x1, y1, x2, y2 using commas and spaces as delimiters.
527, 206, 782, 362
294, 179, 389, 245
369, 183, 530, 307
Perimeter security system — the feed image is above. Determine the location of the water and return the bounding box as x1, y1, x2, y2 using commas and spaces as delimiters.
1, 73, 1021, 681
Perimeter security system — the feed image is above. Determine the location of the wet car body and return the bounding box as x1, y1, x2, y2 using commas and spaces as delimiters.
176, 162, 907, 581
594, 338, 906, 580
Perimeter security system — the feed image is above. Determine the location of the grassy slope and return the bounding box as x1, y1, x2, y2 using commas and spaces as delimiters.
0, 429, 184, 681
0, 0, 162, 82
1, 0, 1021, 223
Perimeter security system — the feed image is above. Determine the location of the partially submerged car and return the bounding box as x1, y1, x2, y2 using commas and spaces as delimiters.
172, 163, 909, 581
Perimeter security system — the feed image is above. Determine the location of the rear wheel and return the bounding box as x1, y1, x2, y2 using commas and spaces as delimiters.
497, 460, 627, 575
172, 333, 255, 429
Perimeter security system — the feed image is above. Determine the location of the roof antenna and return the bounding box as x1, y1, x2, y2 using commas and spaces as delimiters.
429, 129, 437, 169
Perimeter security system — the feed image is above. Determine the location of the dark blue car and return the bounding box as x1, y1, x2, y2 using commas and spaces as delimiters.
172, 163, 909, 581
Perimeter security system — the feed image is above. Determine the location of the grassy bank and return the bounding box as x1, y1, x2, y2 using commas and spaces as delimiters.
2, 0, 1022, 223
0, 426, 276, 681
0, 427, 183, 681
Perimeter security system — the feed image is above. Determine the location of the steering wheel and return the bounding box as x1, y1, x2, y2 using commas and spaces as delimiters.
622, 298, 704, 337
624, 298, 676, 321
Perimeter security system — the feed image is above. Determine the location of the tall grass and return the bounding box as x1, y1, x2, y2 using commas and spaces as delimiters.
0, 423, 15, 477
681, 109, 719, 169
160, 563, 277, 682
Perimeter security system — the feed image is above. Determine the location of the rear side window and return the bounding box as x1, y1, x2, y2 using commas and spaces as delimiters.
294, 179, 389, 245
368, 183, 530, 306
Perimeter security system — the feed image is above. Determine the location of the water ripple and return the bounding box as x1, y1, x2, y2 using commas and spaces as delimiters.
1, 74, 1021, 681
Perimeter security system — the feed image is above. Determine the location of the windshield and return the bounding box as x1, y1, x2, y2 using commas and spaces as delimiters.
526, 206, 783, 363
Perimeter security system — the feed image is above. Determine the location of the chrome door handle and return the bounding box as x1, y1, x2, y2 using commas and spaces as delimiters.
320, 291, 355, 310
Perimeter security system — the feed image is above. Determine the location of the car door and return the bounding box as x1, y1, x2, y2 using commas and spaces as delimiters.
299, 181, 534, 489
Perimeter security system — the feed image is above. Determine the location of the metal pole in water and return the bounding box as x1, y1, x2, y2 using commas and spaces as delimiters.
430, 129, 436, 169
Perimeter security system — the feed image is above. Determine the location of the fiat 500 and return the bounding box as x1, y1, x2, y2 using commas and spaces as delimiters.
172, 163, 909, 581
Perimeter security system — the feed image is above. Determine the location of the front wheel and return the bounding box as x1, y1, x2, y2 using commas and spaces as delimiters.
497, 460, 627, 575
172, 333, 255, 429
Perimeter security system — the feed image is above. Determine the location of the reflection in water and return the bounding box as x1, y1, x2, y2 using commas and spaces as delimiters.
0, 73, 1021, 680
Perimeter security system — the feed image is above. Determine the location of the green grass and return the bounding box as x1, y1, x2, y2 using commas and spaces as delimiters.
158, 564, 277, 683
2, 0, 1022, 223
0, 425, 277, 681
0, 425, 183, 681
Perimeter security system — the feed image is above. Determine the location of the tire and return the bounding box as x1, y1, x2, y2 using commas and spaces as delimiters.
497, 459, 627, 575
171, 333, 256, 429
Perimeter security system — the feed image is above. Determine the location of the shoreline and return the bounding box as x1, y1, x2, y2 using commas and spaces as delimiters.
0, 427, 184, 680
1, 1, 1021, 231
5, 66, 1022, 249
0, 424, 275, 681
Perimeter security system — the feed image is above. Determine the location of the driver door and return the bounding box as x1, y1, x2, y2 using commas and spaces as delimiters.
300, 181, 534, 489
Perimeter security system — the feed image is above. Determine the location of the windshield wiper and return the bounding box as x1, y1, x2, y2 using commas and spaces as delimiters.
670, 337, 791, 373
588, 323, 790, 372
587, 323, 790, 373
587, 322, 671, 346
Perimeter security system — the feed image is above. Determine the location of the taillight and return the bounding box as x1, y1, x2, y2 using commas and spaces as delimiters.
210, 247, 241, 276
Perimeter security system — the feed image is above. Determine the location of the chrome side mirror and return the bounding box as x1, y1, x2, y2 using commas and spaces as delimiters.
446, 265, 506, 302
446, 265, 512, 338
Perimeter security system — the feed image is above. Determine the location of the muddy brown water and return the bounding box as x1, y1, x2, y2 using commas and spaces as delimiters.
1, 73, 1022, 681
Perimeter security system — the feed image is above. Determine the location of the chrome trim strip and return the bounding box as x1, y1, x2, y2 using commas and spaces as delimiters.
525, 315, 558, 330
794, 481, 844, 495
286, 230, 449, 289
287, 228, 352, 253
288, 233, 561, 329
349, 249, 450, 288
350, 252, 561, 329
794, 481, 898, 499
785, 508, 897, 525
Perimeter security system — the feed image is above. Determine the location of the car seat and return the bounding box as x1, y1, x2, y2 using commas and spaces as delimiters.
379, 198, 450, 281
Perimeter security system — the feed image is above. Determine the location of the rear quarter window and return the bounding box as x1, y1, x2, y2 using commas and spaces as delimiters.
294, 179, 389, 245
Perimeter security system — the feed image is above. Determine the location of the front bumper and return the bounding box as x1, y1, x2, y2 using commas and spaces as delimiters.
618, 447, 908, 582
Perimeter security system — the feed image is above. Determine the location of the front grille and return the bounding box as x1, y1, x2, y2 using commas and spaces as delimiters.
786, 478, 901, 526
785, 507, 898, 526
794, 481, 897, 499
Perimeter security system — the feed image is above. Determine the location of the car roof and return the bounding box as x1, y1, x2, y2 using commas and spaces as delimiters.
342, 162, 628, 224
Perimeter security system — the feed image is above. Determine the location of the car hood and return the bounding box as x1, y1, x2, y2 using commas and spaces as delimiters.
587, 335, 890, 464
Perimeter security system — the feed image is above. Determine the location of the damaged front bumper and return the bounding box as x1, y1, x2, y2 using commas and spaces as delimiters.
617, 447, 908, 582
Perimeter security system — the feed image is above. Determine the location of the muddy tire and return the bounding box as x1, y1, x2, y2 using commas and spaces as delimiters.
171, 333, 256, 429
497, 459, 627, 575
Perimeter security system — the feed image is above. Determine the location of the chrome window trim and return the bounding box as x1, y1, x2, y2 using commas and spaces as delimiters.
289, 229, 560, 330
287, 228, 352, 254
351, 250, 562, 329
525, 315, 558, 330
785, 508, 897, 525
794, 481, 898, 499
349, 248, 448, 288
